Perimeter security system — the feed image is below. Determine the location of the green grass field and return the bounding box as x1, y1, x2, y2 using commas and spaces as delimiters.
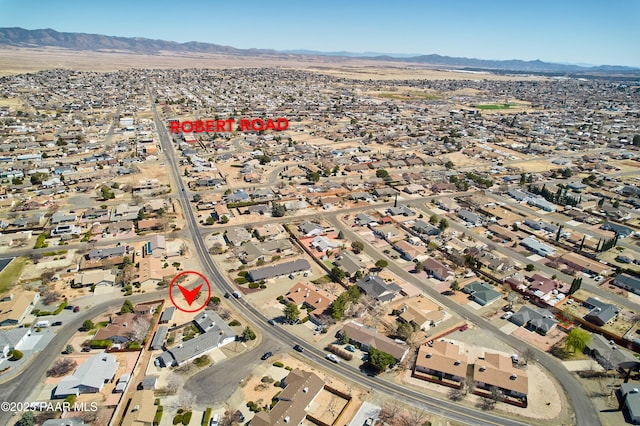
472, 103, 515, 110
379, 92, 440, 101
0, 257, 29, 293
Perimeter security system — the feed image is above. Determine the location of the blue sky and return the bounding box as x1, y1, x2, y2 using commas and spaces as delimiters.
1, 0, 639, 67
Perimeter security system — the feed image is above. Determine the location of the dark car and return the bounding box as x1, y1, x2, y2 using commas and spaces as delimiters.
293, 345, 304, 353
51, 321, 63, 326
224, 292, 231, 299
440, 290, 455, 296
261, 351, 273, 360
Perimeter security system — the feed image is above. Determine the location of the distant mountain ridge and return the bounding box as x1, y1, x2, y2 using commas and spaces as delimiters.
0, 27, 637, 73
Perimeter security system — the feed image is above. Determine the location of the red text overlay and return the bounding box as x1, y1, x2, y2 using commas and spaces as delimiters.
170, 118, 288, 133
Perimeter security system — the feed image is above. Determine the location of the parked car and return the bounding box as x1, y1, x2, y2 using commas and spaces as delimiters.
261, 352, 273, 360
209, 413, 219, 426
345, 345, 356, 352
73, 306, 80, 313
51, 321, 63, 326
293, 345, 304, 353
326, 353, 340, 363
501, 311, 514, 320
268, 319, 276, 326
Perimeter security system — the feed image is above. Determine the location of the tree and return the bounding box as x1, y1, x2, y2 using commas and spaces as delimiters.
99, 185, 115, 200
271, 202, 286, 218
62, 344, 74, 354
565, 327, 591, 354
330, 267, 346, 282
165, 373, 184, 394
375, 259, 388, 271
438, 218, 449, 231
307, 171, 321, 183
47, 358, 78, 377
16, 411, 35, 426
414, 261, 423, 273
129, 316, 151, 343
368, 347, 396, 372
351, 240, 364, 254
376, 169, 390, 179
241, 326, 256, 341
569, 277, 582, 295
220, 215, 229, 224
525, 264, 535, 272
82, 320, 94, 331
522, 348, 536, 364
121, 264, 136, 287
283, 302, 300, 324
445, 160, 455, 169
450, 280, 460, 291
633, 134, 640, 146
337, 230, 344, 239
339, 331, 350, 345
120, 299, 134, 314
429, 214, 439, 225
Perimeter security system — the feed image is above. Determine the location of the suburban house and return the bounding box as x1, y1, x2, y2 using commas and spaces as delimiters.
473, 352, 528, 401
558, 252, 609, 277
87, 246, 126, 261
286, 282, 335, 320
310, 235, 341, 253
251, 369, 324, 426
612, 274, 640, 295
458, 210, 484, 226
93, 313, 141, 344
509, 306, 558, 335
393, 240, 427, 261
520, 236, 555, 257
463, 281, 501, 306
412, 220, 440, 236
235, 240, 294, 265
397, 299, 445, 331
149, 326, 168, 351
619, 384, 640, 424
600, 222, 633, 238
145, 235, 166, 258
0, 328, 30, 358
247, 259, 311, 282
339, 321, 408, 362
73, 270, 116, 288
585, 333, 639, 370
422, 258, 454, 281
54, 353, 119, 398
137, 256, 176, 286
414, 340, 467, 387
156, 310, 236, 367
583, 297, 619, 326
224, 227, 252, 247
334, 251, 366, 277
121, 389, 156, 426
0, 292, 40, 326
159, 307, 175, 324
298, 221, 325, 237
356, 275, 402, 303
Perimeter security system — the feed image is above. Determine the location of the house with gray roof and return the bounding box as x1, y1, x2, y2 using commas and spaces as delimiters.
159, 306, 175, 324
586, 333, 639, 370
412, 220, 440, 236
600, 222, 633, 238
612, 274, 640, 295
150, 326, 168, 350
298, 221, 325, 237
334, 251, 365, 276
87, 246, 125, 260
458, 210, 483, 226
583, 297, 618, 326
509, 306, 557, 335
521, 236, 555, 257
224, 227, 252, 247
619, 383, 640, 424
356, 275, 402, 303
54, 353, 118, 398
156, 310, 236, 367
0, 328, 29, 358
463, 281, 501, 306
247, 259, 310, 282
355, 213, 377, 226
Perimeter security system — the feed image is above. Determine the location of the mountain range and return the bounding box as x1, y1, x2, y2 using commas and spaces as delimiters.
0, 27, 637, 74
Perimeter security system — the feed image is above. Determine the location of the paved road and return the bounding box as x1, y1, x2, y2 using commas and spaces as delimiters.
184, 336, 283, 404
327, 215, 597, 426
149, 97, 542, 426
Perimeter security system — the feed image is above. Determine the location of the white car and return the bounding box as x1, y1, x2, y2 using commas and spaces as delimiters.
325, 353, 340, 363
501, 311, 514, 320
210, 413, 219, 426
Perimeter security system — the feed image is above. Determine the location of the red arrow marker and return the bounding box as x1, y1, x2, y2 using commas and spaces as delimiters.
177, 283, 203, 306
